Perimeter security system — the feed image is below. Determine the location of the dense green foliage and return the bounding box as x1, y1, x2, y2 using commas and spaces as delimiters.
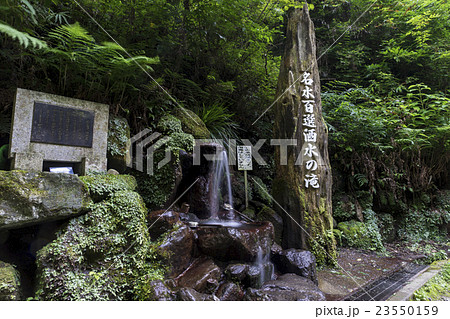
0, 0, 448, 254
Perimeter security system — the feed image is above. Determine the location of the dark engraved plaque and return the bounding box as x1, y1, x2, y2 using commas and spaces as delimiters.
30, 102, 95, 148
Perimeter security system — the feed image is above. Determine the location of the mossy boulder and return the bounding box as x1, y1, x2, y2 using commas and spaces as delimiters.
0, 171, 92, 230
0, 261, 20, 300
337, 219, 384, 251
107, 115, 131, 173
131, 115, 194, 210
79, 174, 137, 202
173, 108, 210, 139
35, 174, 166, 300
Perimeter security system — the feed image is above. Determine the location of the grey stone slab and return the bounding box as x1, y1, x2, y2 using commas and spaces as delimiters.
9, 88, 109, 174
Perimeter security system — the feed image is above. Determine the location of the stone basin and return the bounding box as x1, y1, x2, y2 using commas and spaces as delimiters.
193, 220, 274, 262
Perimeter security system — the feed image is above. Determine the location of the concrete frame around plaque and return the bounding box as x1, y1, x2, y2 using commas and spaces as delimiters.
9, 88, 109, 175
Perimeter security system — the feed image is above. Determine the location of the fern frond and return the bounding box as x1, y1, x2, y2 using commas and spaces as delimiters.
0, 22, 47, 49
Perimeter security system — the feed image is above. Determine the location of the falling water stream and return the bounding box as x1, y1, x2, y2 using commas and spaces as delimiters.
210, 149, 233, 219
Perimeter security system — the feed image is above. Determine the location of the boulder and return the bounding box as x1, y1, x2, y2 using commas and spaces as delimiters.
245, 274, 326, 301
79, 174, 136, 202
130, 115, 194, 210
174, 108, 210, 139
0, 261, 20, 301
147, 210, 180, 240
107, 115, 131, 173
35, 182, 162, 300
225, 264, 249, 282
256, 206, 283, 245
0, 171, 92, 230
216, 282, 244, 301
272, 249, 318, 285
196, 221, 274, 262
176, 258, 221, 293
176, 288, 216, 301
158, 223, 195, 277
146, 280, 175, 301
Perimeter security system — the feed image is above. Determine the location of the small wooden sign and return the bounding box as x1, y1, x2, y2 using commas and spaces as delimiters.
237, 145, 252, 171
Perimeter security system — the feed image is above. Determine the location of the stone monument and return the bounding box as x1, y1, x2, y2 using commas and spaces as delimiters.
8, 88, 109, 174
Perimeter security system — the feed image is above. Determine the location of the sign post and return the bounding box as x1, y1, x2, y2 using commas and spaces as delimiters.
237, 145, 252, 209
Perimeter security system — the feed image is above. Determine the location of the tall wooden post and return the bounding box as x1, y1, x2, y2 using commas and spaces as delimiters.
272, 3, 336, 265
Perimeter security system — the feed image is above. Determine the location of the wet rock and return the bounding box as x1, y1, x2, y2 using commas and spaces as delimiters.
196, 221, 274, 262
177, 258, 221, 293
177, 288, 217, 301
147, 210, 180, 239
216, 282, 244, 301
247, 265, 262, 288
270, 243, 283, 257
247, 262, 275, 288
204, 278, 219, 294
0, 261, 20, 301
0, 171, 92, 230
225, 264, 249, 282
158, 223, 195, 277
245, 274, 326, 301
272, 249, 318, 285
146, 280, 175, 301
256, 206, 283, 245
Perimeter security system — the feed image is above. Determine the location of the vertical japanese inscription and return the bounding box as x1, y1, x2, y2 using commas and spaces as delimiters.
30, 102, 95, 148
301, 72, 319, 189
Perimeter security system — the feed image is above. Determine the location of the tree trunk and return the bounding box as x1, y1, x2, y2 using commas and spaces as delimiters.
272, 3, 336, 265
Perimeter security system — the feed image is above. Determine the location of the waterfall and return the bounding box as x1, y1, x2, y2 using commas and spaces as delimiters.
255, 247, 274, 287
210, 149, 234, 219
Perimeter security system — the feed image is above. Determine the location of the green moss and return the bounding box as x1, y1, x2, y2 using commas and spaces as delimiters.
308, 230, 338, 268
412, 261, 450, 301
337, 218, 384, 252
80, 174, 137, 202
130, 116, 194, 209
0, 261, 20, 301
35, 176, 166, 301
174, 108, 210, 139
107, 116, 130, 157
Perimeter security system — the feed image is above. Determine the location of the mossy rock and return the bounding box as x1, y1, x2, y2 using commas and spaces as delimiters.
0, 261, 20, 301
35, 178, 166, 300
80, 174, 137, 202
0, 170, 92, 230
241, 208, 256, 220
130, 116, 194, 210
107, 115, 130, 173
337, 220, 384, 251
173, 108, 210, 139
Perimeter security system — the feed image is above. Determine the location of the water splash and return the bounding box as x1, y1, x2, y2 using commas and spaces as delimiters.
210, 149, 233, 219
